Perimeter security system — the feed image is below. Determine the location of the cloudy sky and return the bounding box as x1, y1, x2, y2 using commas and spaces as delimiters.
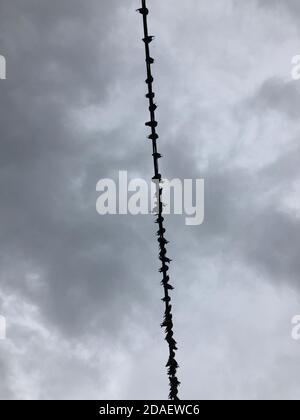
1, 0, 300, 400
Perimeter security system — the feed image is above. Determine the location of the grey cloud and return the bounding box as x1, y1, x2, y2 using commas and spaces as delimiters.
247, 78, 300, 120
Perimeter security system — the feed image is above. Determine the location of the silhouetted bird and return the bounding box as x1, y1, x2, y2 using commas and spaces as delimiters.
157, 228, 166, 235
136, 7, 149, 15
159, 249, 167, 257
168, 338, 178, 350
156, 216, 164, 224
169, 350, 176, 360
170, 377, 180, 387
148, 133, 159, 140
143, 36, 155, 43
161, 276, 170, 285
146, 92, 155, 99
149, 103, 157, 112
161, 318, 173, 328
167, 359, 179, 371
145, 120, 158, 128
146, 57, 155, 64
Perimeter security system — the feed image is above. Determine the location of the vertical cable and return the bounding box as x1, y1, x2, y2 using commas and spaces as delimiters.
137, 0, 180, 400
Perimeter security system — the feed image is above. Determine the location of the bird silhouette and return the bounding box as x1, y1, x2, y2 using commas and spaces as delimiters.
145, 120, 158, 128
149, 103, 157, 112
143, 35, 155, 43
146, 57, 155, 65
136, 7, 149, 15
161, 275, 170, 284
145, 76, 154, 84
146, 92, 155, 99
157, 228, 166, 235
152, 174, 162, 181
158, 238, 169, 245
148, 133, 159, 140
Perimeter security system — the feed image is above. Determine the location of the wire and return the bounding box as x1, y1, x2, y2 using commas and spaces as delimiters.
137, 0, 180, 401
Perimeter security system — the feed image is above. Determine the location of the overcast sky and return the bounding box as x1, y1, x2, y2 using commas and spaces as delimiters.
1, 0, 300, 400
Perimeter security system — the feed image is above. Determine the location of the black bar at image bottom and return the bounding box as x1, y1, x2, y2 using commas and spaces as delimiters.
1, 401, 205, 417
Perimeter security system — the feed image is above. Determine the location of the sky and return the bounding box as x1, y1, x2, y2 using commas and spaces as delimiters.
0, 0, 300, 400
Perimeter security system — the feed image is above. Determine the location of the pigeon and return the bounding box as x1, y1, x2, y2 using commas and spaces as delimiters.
157, 228, 166, 235
158, 238, 169, 245
145, 76, 154, 84
161, 319, 173, 329
143, 36, 155, 43
145, 120, 158, 128
161, 275, 170, 284
152, 174, 162, 181
156, 216, 164, 224
165, 305, 172, 314
148, 133, 159, 140
168, 338, 178, 350
149, 103, 157, 112
160, 250, 167, 258
146, 57, 155, 65
146, 92, 155, 99
166, 357, 179, 368
168, 364, 179, 376
136, 7, 149, 15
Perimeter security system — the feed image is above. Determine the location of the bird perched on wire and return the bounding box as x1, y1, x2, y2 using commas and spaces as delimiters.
136, 7, 149, 15
143, 35, 155, 44
146, 57, 155, 65
149, 103, 157, 112
153, 152, 162, 159
145, 120, 158, 128
146, 76, 154, 84
148, 133, 159, 140
146, 92, 155, 99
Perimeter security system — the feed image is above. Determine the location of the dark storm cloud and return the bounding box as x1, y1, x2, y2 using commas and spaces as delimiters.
256, 0, 300, 17
248, 78, 300, 120
0, 0, 156, 341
